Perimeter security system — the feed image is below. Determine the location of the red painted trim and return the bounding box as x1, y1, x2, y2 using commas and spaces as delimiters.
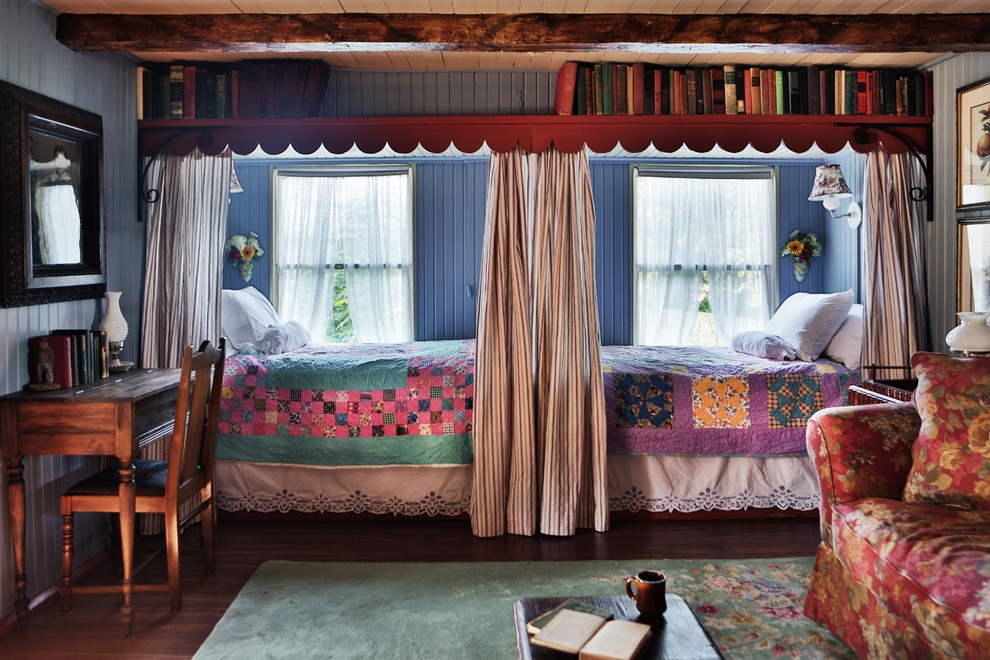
138, 114, 930, 158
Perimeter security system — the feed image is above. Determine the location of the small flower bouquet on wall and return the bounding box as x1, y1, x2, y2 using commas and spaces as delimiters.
781, 231, 822, 282
225, 231, 265, 283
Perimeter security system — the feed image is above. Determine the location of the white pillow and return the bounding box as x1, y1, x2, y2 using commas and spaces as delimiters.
766, 290, 855, 362
731, 331, 799, 361
825, 304, 864, 370
242, 321, 312, 356
221, 287, 280, 351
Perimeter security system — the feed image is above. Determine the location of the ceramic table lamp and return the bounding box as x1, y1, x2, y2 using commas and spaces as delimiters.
100, 291, 133, 370
945, 312, 990, 355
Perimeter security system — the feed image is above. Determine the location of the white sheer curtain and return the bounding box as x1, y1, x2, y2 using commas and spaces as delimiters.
634, 168, 775, 346
274, 169, 413, 343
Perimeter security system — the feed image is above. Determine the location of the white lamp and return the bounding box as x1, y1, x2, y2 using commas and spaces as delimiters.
100, 291, 132, 371
809, 164, 862, 229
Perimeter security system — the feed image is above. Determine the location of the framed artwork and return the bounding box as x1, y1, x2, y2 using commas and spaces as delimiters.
0, 81, 105, 308
957, 76, 990, 214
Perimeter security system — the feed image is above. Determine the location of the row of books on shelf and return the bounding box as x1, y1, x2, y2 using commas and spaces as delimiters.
138, 60, 330, 121
553, 62, 933, 118
28, 331, 110, 390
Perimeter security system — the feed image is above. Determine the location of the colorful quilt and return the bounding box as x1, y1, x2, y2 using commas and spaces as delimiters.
217, 339, 475, 468
600, 345, 859, 457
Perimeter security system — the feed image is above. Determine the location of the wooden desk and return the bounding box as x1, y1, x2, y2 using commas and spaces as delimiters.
1, 368, 180, 629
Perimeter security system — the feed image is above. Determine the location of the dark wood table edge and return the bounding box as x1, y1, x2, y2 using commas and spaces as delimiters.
513, 594, 724, 660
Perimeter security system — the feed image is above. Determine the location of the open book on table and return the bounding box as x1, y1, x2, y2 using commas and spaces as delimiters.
530, 608, 652, 660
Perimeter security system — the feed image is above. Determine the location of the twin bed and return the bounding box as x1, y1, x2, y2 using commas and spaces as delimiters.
215, 337, 858, 517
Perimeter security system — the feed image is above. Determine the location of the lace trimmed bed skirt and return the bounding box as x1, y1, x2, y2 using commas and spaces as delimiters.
216, 453, 818, 517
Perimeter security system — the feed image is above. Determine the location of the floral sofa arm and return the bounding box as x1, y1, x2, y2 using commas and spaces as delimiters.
806, 403, 921, 547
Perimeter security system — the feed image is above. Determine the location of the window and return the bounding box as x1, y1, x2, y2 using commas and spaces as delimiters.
633, 166, 777, 346
273, 166, 414, 343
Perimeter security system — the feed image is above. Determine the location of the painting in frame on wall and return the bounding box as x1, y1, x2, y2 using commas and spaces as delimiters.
0, 81, 106, 308
957, 76, 990, 214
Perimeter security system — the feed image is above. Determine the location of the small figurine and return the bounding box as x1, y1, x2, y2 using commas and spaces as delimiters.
28, 336, 61, 391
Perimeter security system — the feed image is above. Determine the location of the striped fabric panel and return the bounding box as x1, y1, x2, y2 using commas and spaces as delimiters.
470, 146, 608, 538
138, 149, 230, 534
862, 150, 931, 378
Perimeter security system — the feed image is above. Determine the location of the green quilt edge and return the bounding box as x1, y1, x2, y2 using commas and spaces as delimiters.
216, 432, 473, 467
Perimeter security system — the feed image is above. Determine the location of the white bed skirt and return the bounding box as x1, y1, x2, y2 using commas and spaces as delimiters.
215, 461, 473, 516
217, 453, 819, 517
606, 454, 820, 513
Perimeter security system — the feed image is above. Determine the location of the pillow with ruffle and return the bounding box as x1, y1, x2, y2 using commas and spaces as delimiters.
731, 331, 799, 360
240, 321, 312, 356
902, 352, 990, 511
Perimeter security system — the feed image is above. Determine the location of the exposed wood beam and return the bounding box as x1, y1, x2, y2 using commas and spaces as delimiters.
56, 13, 990, 54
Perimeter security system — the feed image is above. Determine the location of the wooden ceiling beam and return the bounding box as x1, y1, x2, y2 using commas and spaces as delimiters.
56, 13, 990, 54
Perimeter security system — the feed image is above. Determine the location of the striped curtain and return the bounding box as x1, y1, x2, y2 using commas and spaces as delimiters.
862, 149, 930, 376
139, 148, 231, 534
470, 146, 608, 537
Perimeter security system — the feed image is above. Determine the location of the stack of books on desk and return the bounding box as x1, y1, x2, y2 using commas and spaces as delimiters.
528, 599, 652, 660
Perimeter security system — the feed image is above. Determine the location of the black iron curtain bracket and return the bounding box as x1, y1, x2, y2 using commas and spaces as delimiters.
138, 129, 215, 215
835, 122, 934, 222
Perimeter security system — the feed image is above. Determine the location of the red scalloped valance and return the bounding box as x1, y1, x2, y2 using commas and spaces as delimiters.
138, 114, 930, 159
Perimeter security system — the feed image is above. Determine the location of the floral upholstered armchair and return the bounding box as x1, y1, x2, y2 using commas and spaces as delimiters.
803, 352, 990, 659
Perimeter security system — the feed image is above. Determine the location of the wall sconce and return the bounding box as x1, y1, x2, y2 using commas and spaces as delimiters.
230, 163, 244, 193
809, 164, 862, 228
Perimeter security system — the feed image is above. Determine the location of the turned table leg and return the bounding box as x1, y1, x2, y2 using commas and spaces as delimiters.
6, 456, 29, 625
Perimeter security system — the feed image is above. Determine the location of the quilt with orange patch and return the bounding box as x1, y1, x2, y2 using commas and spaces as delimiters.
600, 345, 858, 456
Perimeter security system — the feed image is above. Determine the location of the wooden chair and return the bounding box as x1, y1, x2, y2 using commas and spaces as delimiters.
59, 339, 226, 631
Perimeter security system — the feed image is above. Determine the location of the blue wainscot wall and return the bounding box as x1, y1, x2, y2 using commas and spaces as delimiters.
227, 154, 861, 345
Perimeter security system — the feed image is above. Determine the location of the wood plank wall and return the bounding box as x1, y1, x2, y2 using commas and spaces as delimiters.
931, 53, 990, 350
325, 70, 555, 116
227, 158, 832, 346
0, 0, 139, 620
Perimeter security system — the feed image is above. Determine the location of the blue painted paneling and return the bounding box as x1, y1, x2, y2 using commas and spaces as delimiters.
227, 158, 851, 346
591, 162, 632, 346
777, 164, 831, 302
224, 164, 271, 294
226, 158, 488, 341
821, 152, 866, 301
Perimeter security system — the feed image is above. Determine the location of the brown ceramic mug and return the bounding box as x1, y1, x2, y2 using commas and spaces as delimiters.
624, 569, 667, 617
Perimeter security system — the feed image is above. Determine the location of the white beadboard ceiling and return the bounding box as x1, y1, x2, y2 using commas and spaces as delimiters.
39, 0, 980, 70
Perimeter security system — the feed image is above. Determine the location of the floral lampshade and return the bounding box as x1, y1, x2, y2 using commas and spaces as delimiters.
230, 164, 244, 193
808, 165, 852, 205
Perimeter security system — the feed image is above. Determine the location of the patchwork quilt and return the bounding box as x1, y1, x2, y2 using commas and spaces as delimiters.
217, 339, 475, 468
600, 344, 859, 457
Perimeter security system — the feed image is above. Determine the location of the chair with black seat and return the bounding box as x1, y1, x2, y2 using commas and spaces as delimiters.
59, 338, 226, 630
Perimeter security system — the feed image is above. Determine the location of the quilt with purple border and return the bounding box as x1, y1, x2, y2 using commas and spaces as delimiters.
600, 345, 859, 457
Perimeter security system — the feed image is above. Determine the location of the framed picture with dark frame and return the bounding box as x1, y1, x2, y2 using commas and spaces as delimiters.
957, 76, 990, 215
0, 81, 105, 308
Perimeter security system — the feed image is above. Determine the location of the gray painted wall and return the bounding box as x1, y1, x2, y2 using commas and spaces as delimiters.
931, 53, 990, 350
1, 0, 138, 621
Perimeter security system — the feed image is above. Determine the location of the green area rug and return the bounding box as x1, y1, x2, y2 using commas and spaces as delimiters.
194, 558, 854, 659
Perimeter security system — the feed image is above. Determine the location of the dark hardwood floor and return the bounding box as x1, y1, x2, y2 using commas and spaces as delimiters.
0, 513, 820, 659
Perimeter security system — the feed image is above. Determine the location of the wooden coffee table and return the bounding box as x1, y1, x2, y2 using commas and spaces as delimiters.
513, 594, 723, 660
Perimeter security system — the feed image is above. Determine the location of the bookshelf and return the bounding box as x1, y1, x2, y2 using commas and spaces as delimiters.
138, 114, 931, 159
552, 62, 933, 118
137, 60, 330, 121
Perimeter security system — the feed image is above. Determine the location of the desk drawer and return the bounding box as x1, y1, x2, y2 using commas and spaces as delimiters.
133, 387, 177, 438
